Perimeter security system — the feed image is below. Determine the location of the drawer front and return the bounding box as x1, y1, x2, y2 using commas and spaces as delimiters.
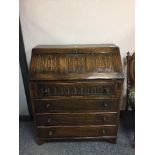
31, 81, 115, 98
37, 126, 117, 138
36, 113, 117, 126
34, 99, 119, 113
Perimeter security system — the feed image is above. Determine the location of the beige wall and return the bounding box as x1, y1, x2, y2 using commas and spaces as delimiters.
20, 0, 134, 112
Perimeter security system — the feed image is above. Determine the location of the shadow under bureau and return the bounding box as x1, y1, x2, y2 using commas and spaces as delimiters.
29, 44, 124, 144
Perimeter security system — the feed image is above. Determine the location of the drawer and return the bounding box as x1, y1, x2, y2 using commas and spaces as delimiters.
35, 113, 117, 126
30, 81, 115, 98
37, 125, 117, 138
34, 99, 119, 113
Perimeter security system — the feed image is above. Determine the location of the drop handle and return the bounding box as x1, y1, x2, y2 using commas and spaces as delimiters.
46, 104, 50, 108
102, 116, 106, 122
48, 130, 52, 136
102, 129, 106, 135
47, 118, 52, 123
103, 103, 108, 108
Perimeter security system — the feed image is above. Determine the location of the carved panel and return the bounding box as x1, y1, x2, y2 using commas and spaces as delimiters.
37, 83, 114, 96
94, 54, 114, 72
65, 54, 86, 73
32, 53, 114, 73
33, 55, 58, 73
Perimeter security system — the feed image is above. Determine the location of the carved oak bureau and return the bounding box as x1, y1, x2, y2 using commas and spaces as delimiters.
29, 44, 124, 144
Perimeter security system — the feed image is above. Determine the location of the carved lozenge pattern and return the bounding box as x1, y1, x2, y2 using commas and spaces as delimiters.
33, 53, 114, 73
37, 84, 114, 96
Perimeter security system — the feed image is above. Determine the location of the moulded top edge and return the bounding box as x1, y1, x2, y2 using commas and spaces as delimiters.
33, 44, 118, 49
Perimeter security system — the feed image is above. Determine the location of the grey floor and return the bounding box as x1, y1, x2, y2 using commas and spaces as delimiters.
19, 116, 134, 155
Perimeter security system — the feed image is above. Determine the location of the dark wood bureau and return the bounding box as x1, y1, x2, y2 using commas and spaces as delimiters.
29, 44, 124, 144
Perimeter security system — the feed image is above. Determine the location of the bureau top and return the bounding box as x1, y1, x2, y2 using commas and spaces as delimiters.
29, 44, 124, 81
34, 44, 117, 49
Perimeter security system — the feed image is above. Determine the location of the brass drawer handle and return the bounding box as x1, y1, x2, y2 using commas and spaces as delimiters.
48, 130, 52, 136
102, 116, 106, 122
103, 103, 108, 108
46, 104, 50, 108
47, 118, 51, 123
102, 129, 106, 135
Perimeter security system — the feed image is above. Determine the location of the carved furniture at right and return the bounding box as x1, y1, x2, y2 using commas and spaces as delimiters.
126, 52, 135, 111
125, 52, 135, 148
